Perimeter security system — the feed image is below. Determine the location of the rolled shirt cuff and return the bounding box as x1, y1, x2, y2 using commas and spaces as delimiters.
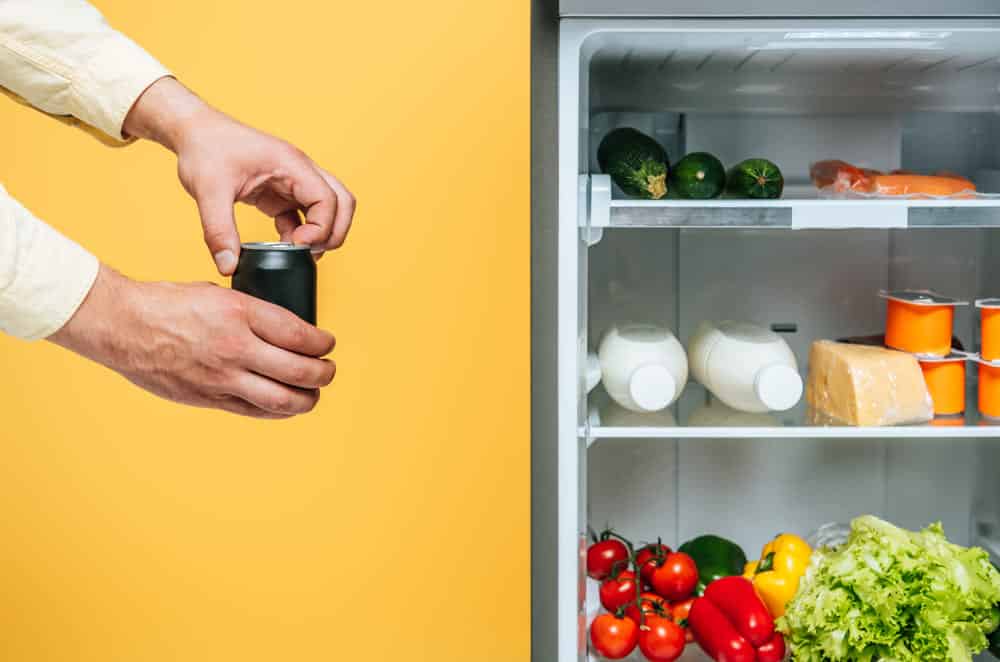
0, 189, 100, 340
73, 35, 171, 142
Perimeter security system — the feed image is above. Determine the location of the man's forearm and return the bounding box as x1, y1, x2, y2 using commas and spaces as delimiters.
48, 264, 131, 368
123, 77, 212, 153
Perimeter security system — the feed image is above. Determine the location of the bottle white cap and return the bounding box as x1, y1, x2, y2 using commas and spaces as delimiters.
754, 364, 803, 412
628, 364, 677, 412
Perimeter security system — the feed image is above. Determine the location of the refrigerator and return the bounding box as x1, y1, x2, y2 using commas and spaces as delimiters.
531, 2, 1000, 660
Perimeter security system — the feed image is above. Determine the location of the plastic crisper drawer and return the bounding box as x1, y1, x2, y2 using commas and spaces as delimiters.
560, 0, 1000, 17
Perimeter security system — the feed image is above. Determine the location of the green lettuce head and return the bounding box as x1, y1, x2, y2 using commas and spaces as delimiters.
777, 515, 1000, 662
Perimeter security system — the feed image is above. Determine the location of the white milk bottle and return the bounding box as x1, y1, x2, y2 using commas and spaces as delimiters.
590, 323, 688, 413
687, 321, 802, 414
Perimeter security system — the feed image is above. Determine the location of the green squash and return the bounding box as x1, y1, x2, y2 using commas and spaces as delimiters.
727, 158, 784, 199
597, 128, 669, 200
671, 152, 726, 199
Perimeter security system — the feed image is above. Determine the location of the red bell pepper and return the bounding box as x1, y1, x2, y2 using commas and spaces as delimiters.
688, 576, 786, 662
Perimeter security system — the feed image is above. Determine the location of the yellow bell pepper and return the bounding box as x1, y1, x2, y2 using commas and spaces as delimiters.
742, 533, 811, 618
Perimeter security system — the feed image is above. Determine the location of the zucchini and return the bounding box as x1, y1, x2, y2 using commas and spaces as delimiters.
670, 152, 726, 199
727, 158, 784, 199
597, 128, 669, 200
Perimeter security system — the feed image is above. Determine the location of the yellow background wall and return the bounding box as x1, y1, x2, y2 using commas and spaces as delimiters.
0, 2, 529, 660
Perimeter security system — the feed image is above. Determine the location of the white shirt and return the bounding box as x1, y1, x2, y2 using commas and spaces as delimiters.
0, 0, 169, 339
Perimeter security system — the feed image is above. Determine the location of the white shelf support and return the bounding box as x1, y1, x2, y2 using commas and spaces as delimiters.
586, 405, 601, 448
589, 174, 612, 228
582, 227, 604, 246
580, 174, 610, 246
585, 353, 602, 392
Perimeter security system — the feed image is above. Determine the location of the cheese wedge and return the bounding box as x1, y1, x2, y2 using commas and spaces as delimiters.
805, 340, 933, 426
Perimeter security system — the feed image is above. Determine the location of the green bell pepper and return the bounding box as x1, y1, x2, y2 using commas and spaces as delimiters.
678, 534, 748, 596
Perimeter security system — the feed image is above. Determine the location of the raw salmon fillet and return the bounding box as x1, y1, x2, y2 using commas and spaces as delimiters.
811, 159, 976, 197
810, 160, 877, 193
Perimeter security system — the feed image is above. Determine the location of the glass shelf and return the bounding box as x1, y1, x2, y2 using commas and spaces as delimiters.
586, 176, 1000, 230
585, 411, 1000, 441
607, 198, 1000, 230
586, 383, 1000, 441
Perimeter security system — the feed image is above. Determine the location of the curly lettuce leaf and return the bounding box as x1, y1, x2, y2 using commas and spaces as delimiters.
776, 515, 1000, 662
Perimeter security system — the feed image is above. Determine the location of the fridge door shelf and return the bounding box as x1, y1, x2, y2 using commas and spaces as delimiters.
584, 174, 1000, 235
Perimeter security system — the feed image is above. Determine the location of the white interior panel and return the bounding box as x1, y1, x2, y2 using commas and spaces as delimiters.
676, 229, 889, 363
588, 439, 678, 544
677, 438, 888, 554
902, 113, 999, 182
886, 440, 977, 545
588, 229, 677, 342
587, 28, 1000, 114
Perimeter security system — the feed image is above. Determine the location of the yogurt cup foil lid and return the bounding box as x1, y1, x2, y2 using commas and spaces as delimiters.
970, 353, 1000, 367
879, 290, 968, 306
916, 350, 969, 363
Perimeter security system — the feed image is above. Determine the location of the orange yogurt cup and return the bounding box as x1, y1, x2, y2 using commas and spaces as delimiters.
881, 290, 966, 357
975, 355, 1000, 420
976, 299, 1000, 362
918, 354, 966, 416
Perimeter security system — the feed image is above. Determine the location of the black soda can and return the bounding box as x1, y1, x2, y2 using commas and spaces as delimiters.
231, 242, 316, 325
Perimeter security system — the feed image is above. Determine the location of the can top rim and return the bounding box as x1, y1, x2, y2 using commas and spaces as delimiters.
240, 242, 311, 251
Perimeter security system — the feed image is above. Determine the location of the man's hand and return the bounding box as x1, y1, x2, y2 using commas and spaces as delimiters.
49, 265, 336, 418
123, 77, 355, 275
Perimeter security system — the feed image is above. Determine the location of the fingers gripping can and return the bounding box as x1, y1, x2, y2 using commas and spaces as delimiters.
232, 242, 316, 324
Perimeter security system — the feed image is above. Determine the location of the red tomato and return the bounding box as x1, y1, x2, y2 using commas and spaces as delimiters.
670, 598, 695, 643
624, 592, 667, 625
637, 614, 686, 662
650, 552, 699, 601
587, 538, 630, 581
635, 542, 671, 585
590, 613, 638, 660
600, 570, 639, 612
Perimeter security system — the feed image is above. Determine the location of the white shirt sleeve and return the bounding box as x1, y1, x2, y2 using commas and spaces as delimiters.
0, 0, 171, 142
0, 185, 98, 340
0, 0, 171, 340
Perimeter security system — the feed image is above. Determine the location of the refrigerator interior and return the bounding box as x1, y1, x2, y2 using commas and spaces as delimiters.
588, 227, 1000, 550
571, 21, 1000, 662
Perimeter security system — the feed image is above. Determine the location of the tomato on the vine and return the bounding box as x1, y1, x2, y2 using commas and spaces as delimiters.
637, 614, 686, 662
599, 569, 639, 612
670, 598, 695, 643
624, 591, 666, 625
635, 541, 671, 586
590, 612, 638, 660
649, 552, 699, 601
586, 532, 630, 581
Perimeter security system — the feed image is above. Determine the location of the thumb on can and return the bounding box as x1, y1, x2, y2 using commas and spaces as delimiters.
196, 191, 241, 276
